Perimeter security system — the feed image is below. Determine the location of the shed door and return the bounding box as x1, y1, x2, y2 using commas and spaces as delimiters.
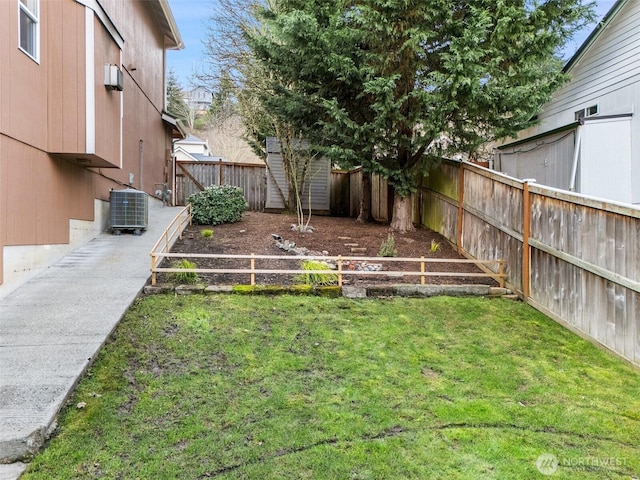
580, 116, 632, 203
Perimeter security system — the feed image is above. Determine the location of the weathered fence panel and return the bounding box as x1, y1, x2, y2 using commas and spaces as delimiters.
462, 167, 524, 292
420, 166, 458, 244
371, 174, 391, 222
348, 168, 363, 218
176, 160, 359, 216
527, 187, 640, 365
175, 161, 266, 211
422, 158, 640, 367
330, 170, 351, 216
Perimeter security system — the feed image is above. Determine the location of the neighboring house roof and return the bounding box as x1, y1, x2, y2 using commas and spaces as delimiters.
146, 0, 184, 50
192, 155, 224, 162
563, 0, 628, 72
179, 134, 207, 144
174, 145, 223, 162
162, 112, 187, 139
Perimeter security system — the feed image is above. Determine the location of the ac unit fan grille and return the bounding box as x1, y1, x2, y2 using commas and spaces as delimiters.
110, 189, 148, 230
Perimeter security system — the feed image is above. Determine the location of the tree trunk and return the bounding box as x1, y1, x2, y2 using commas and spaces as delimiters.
389, 191, 415, 233
287, 186, 297, 213
356, 172, 373, 223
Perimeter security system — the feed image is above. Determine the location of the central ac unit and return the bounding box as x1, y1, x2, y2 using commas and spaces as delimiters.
110, 188, 148, 235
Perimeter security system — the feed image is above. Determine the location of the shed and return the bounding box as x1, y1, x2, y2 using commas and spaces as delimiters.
493, 0, 640, 206
265, 137, 331, 213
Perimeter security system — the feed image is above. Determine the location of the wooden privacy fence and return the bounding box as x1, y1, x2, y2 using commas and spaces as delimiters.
150, 251, 505, 287
176, 161, 357, 216
175, 161, 267, 210
331, 167, 390, 218
421, 159, 640, 367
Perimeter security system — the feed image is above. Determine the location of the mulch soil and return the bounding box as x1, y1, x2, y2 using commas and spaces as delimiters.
156, 211, 498, 287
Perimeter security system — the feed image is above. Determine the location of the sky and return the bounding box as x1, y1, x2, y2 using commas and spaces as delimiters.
166, 0, 618, 90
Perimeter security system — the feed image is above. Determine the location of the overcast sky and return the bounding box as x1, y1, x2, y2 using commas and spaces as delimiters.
166, 0, 618, 89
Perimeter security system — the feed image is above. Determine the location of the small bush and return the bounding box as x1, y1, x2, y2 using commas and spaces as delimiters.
170, 259, 199, 284
430, 239, 441, 253
201, 229, 214, 238
189, 185, 247, 225
378, 234, 398, 257
295, 260, 338, 286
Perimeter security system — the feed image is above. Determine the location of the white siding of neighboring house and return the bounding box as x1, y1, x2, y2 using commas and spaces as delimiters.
498, 0, 640, 204
525, 1, 640, 132
495, 130, 577, 189
174, 135, 211, 157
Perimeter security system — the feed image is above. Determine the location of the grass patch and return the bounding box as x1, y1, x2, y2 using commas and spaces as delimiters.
169, 258, 199, 284
295, 260, 338, 286
23, 296, 640, 479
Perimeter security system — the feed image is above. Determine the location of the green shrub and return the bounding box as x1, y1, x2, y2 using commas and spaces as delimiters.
188, 185, 247, 225
201, 229, 214, 238
170, 259, 200, 284
295, 260, 338, 286
430, 239, 442, 253
378, 234, 398, 257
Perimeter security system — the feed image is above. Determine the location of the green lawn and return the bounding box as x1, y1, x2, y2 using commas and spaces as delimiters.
24, 295, 640, 479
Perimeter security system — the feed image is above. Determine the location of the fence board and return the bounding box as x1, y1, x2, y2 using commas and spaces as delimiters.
371, 174, 390, 221
420, 158, 640, 367
175, 161, 266, 211
348, 168, 363, 217
330, 171, 350, 216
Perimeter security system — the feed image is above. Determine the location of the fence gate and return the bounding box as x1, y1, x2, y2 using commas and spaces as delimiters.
174, 161, 267, 211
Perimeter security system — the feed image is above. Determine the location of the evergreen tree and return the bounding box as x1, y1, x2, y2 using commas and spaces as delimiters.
244, 0, 594, 232
166, 67, 191, 123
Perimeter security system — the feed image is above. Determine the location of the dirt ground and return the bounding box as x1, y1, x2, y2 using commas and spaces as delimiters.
158, 211, 497, 286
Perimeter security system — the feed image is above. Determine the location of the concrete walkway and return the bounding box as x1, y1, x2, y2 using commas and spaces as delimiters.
0, 202, 182, 479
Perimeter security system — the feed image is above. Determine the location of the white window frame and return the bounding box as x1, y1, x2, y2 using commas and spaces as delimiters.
574, 104, 598, 121
18, 0, 40, 62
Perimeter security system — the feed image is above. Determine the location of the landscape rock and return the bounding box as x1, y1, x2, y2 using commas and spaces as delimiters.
175, 284, 206, 295
342, 286, 367, 298
144, 284, 175, 295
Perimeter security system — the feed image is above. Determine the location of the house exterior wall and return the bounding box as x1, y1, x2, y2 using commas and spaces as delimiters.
93, 15, 123, 167
0, 0, 180, 289
47, 0, 86, 154
495, 130, 576, 190
496, 0, 640, 204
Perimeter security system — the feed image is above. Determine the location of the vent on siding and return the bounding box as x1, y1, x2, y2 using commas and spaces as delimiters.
110, 188, 148, 235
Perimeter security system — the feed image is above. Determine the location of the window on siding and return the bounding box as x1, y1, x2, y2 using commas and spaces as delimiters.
574, 105, 598, 121
19, 0, 39, 62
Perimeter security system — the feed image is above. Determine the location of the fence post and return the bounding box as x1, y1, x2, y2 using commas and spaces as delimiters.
420, 256, 425, 285
522, 181, 532, 299
151, 255, 157, 286
457, 162, 465, 255
250, 253, 255, 286
338, 255, 343, 287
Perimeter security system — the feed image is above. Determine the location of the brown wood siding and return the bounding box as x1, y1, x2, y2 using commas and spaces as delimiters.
100, 0, 166, 111
47, 0, 85, 153
0, 137, 6, 283
2, 141, 93, 247
0, 0, 48, 150
93, 18, 122, 164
